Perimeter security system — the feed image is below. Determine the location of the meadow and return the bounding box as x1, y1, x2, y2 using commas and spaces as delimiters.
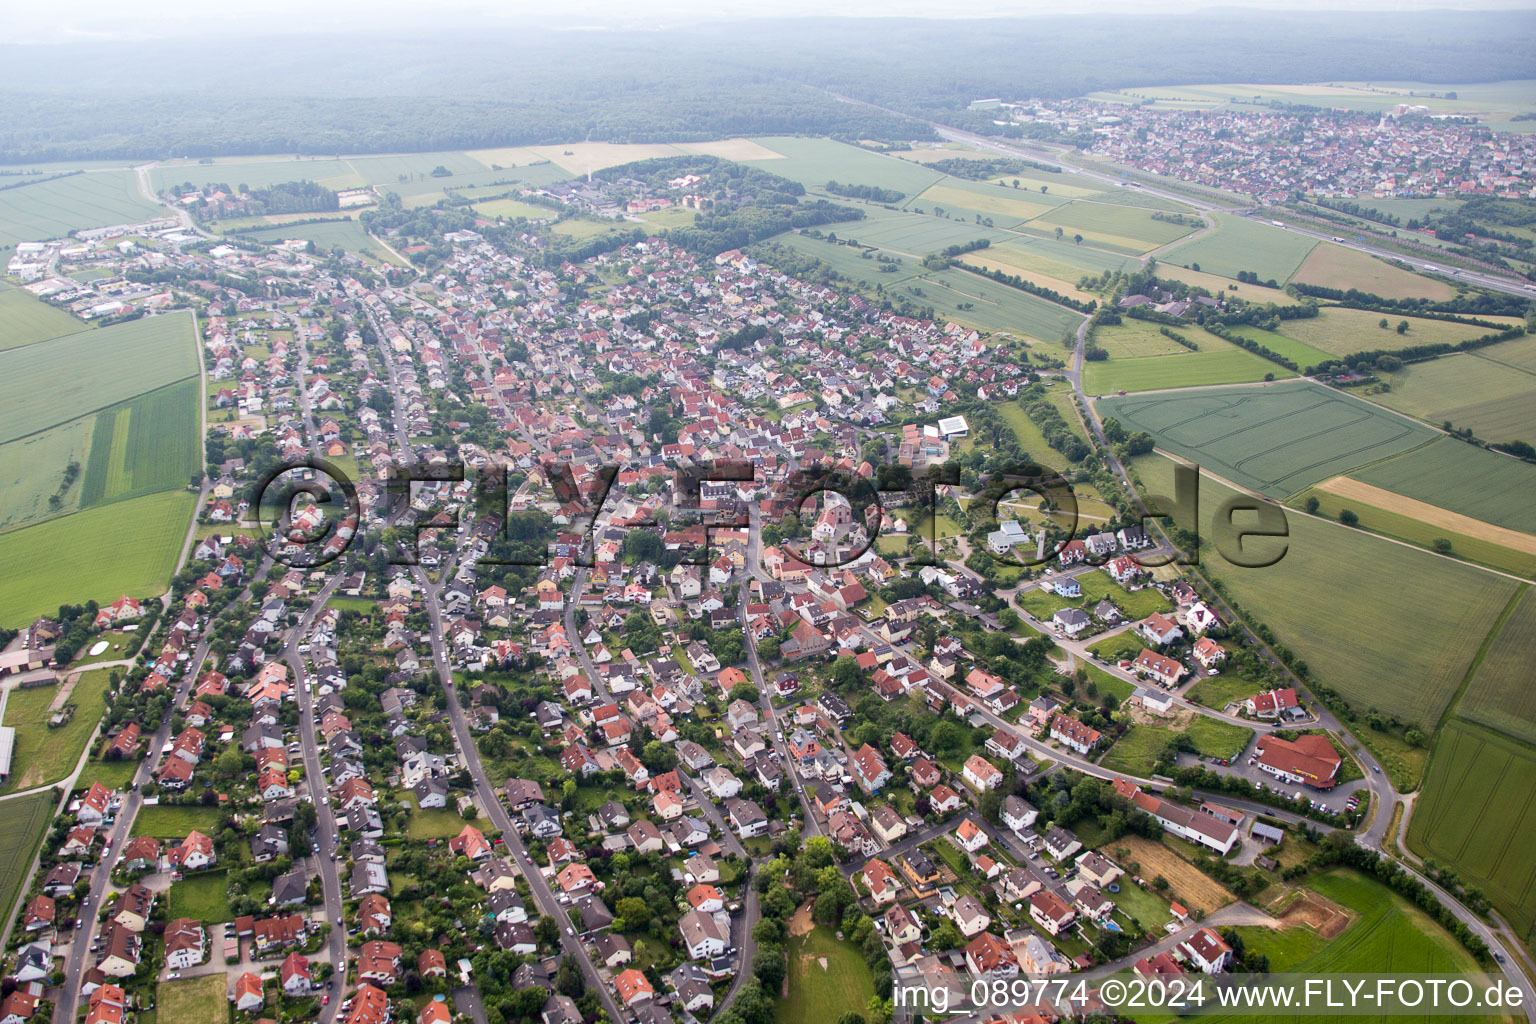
132, 802, 223, 840
1152, 263, 1290, 303
958, 253, 1102, 304
1130, 453, 1519, 730
1082, 344, 1290, 395
909, 179, 1064, 225
1408, 719, 1536, 944
1270, 305, 1525, 358
1353, 436, 1536, 535
0, 169, 162, 250
0, 311, 198, 443
1164, 213, 1317, 283
1100, 718, 1252, 775
1455, 587, 1536, 744
0, 416, 97, 531
168, 869, 234, 923
1099, 381, 1435, 498
1222, 325, 1335, 371
0, 670, 111, 793
0, 489, 197, 628
0, 283, 86, 350
818, 206, 1017, 255
774, 924, 875, 1024
0, 790, 56, 942
1366, 351, 1536, 444
157, 975, 228, 1024
962, 233, 1132, 280
1289, 243, 1456, 301
1477, 332, 1536, 373
908, 265, 1085, 341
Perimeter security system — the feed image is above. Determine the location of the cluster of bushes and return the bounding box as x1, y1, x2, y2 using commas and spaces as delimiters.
824, 180, 904, 203
1159, 326, 1199, 350
1020, 389, 1090, 462
1203, 322, 1300, 371
1289, 282, 1531, 319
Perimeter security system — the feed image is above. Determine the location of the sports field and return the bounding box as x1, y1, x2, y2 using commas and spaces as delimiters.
0, 311, 198, 443
1352, 436, 1536, 535
1409, 719, 1536, 943
0, 790, 56, 942
1267, 306, 1525, 358
1367, 352, 1536, 444
1456, 587, 1536, 744
0, 169, 162, 250
1304, 476, 1536, 578
0, 489, 196, 628
1130, 454, 1519, 729
1100, 381, 1434, 498
1289, 243, 1456, 301
0, 283, 86, 350
1164, 214, 1317, 283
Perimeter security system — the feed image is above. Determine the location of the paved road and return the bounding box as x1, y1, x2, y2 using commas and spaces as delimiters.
286, 574, 347, 1023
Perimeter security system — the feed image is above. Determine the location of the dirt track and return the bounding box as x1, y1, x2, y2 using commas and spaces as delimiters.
1314, 476, 1536, 555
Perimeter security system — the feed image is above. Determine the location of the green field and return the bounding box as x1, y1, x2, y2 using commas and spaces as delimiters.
133, 803, 223, 840
0, 489, 196, 628
910, 179, 1065, 226
1223, 325, 1336, 372
1220, 868, 1491, 1014
1455, 587, 1536, 744
1293, 480, 1536, 579
0, 170, 162, 250
0, 283, 86, 350
168, 869, 234, 923
1130, 454, 1519, 730
1365, 352, 1536, 445
1032, 199, 1199, 253
1100, 381, 1435, 498
0, 670, 111, 793
472, 197, 557, 221
77, 378, 203, 507
1478, 332, 1536, 374
964, 233, 1133, 279
0, 312, 198, 443
233, 218, 405, 265
1163, 213, 1317, 283
76, 755, 142, 792
774, 924, 876, 1024
405, 804, 492, 839
1083, 339, 1290, 395
1409, 719, 1536, 944
157, 975, 229, 1024
1269, 306, 1526, 359
1353, 436, 1536, 535
0, 415, 97, 531
745, 136, 948, 197
0, 790, 56, 941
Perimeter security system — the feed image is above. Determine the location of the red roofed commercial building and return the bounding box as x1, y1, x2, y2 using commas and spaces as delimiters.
1254, 733, 1341, 790
1112, 777, 1239, 854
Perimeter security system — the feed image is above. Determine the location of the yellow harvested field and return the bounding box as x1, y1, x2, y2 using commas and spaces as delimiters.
464, 146, 553, 168
986, 175, 1104, 199
1315, 476, 1536, 555
1291, 244, 1455, 301
1115, 835, 1235, 914
678, 139, 785, 161
958, 254, 1100, 302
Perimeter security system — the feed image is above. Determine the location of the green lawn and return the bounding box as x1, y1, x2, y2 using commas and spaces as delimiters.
0, 669, 112, 793
775, 925, 876, 1024
0, 790, 57, 941
132, 803, 223, 840
77, 756, 142, 791
1087, 631, 1143, 663
156, 975, 229, 1024
1101, 718, 1252, 775
1184, 669, 1264, 711
1106, 874, 1173, 934
168, 869, 234, 923
404, 803, 490, 839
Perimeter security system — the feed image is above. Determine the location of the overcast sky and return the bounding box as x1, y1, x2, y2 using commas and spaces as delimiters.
8, 0, 1533, 43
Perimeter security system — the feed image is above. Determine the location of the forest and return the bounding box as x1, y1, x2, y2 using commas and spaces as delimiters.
0, 11, 1531, 162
